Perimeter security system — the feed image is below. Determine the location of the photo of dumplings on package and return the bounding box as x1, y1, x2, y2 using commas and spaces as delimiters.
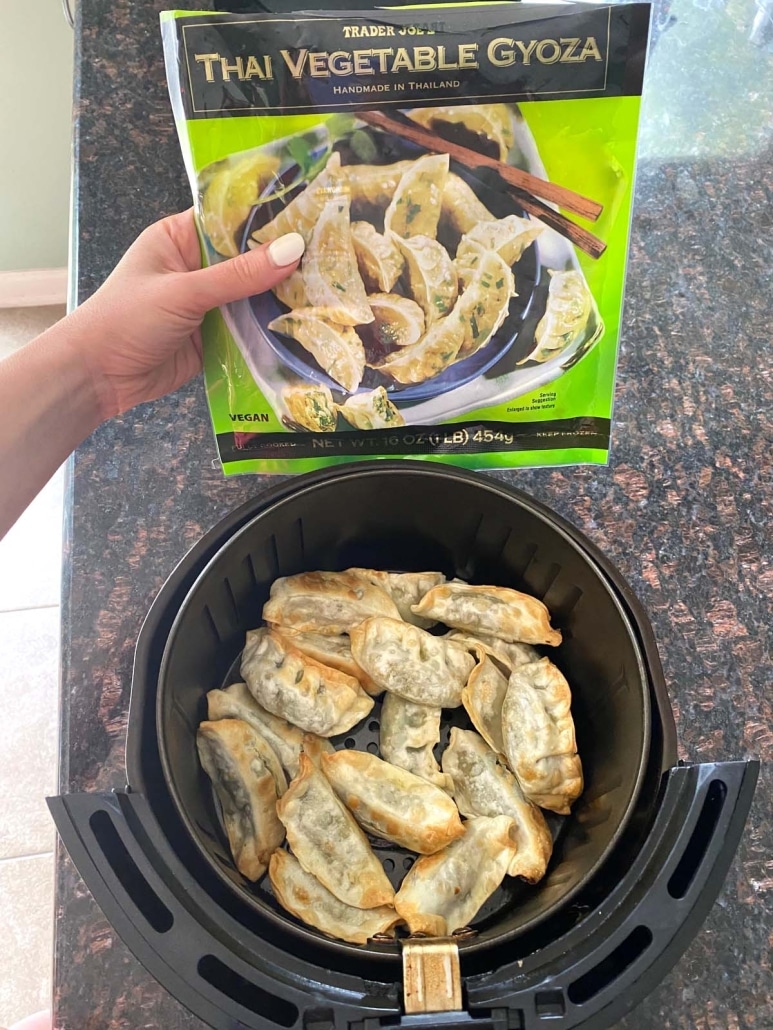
161, 2, 650, 474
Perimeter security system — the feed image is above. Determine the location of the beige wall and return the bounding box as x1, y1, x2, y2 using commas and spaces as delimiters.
0, 1, 74, 271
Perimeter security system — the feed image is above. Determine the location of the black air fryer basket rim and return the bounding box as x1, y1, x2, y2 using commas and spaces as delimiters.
128, 459, 676, 783
152, 461, 655, 959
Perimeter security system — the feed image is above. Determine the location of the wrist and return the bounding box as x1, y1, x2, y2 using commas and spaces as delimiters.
32, 313, 110, 432
0, 305, 108, 537
43, 305, 121, 423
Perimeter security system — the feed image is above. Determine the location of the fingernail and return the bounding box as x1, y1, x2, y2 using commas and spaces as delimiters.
267, 232, 305, 267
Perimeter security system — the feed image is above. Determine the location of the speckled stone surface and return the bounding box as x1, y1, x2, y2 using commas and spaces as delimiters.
54, 1, 772, 1027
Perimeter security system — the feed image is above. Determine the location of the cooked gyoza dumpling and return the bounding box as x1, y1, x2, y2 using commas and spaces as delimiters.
270, 268, 310, 311
441, 173, 495, 236
347, 569, 445, 627
501, 658, 583, 814
200, 150, 281, 258
322, 749, 463, 854
197, 719, 286, 881
276, 754, 395, 908
299, 732, 335, 768
412, 582, 561, 646
339, 387, 405, 432
263, 570, 401, 634
448, 631, 539, 671
455, 249, 515, 357
207, 682, 304, 778
275, 627, 379, 696
268, 310, 366, 393
386, 570, 446, 625
283, 384, 338, 433
456, 215, 542, 273
351, 222, 404, 293
394, 815, 516, 936
393, 235, 458, 324
460, 650, 509, 755
365, 294, 425, 353
303, 195, 373, 326
379, 692, 452, 792
345, 160, 414, 213
241, 628, 373, 737
248, 234, 309, 309
442, 729, 553, 882
454, 241, 484, 290
519, 269, 594, 365
253, 152, 347, 245
407, 104, 515, 162
377, 304, 466, 385
269, 851, 401, 944
385, 154, 449, 239
350, 616, 475, 708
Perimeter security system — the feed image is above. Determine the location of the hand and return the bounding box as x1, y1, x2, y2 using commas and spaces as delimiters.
69, 209, 305, 419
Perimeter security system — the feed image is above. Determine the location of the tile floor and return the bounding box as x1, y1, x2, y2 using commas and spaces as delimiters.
0, 306, 66, 1028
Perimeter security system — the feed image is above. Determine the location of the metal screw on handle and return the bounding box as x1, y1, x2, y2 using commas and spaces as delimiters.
451, 926, 478, 940
62, 0, 74, 28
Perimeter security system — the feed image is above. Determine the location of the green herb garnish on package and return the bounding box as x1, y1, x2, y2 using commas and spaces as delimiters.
161, 2, 651, 475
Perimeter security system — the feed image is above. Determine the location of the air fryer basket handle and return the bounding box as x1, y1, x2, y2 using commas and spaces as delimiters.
49, 760, 758, 1030
48, 791, 402, 1030
465, 760, 759, 1030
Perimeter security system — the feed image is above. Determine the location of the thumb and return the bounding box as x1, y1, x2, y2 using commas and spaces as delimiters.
184, 232, 305, 313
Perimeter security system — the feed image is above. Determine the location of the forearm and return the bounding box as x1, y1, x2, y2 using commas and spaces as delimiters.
0, 213, 301, 539
0, 315, 103, 538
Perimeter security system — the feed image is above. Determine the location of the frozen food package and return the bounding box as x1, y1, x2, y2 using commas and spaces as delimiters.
161, 2, 650, 474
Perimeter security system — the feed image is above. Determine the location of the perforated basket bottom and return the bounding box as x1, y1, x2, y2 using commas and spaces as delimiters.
205, 651, 566, 940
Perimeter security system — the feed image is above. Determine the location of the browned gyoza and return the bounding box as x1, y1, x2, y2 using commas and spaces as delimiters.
395, 815, 516, 936
277, 754, 395, 910
269, 851, 401, 945
379, 692, 452, 792
273, 626, 380, 696
206, 682, 304, 777
412, 582, 562, 645
442, 728, 553, 882
448, 630, 539, 671
196, 718, 286, 881
460, 650, 511, 755
263, 570, 401, 634
322, 749, 463, 853
350, 616, 475, 708
240, 627, 373, 737
502, 658, 583, 814
346, 568, 446, 627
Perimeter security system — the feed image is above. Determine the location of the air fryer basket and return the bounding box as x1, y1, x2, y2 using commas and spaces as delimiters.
50, 463, 758, 1030
157, 465, 652, 966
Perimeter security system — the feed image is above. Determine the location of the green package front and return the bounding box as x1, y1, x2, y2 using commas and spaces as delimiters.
161, 3, 650, 475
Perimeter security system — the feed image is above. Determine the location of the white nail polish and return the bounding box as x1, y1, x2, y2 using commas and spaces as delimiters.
268, 232, 305, 267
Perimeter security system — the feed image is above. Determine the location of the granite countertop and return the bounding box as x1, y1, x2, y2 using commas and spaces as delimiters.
55, 1, 772, 1027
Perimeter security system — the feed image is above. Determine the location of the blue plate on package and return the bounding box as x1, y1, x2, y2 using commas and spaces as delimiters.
240, 130, 541, 405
